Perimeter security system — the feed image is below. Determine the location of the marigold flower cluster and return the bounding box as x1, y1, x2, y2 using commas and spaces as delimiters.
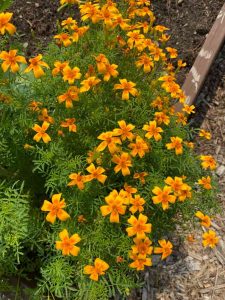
1, 1, 219, 294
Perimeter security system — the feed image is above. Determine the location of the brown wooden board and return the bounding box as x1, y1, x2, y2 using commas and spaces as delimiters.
175, 3, 225, 111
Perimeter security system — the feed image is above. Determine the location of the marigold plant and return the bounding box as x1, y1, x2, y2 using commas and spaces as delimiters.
0, 1, 220, 299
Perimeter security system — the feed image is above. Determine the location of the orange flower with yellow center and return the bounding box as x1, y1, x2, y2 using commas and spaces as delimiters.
182, 104, 195, 114
54, 33, 72, 47
112, 152, 132, 176
41, 193, 70, 224
68, 172, 87, 190
129, 195, 145, 214
127, 30, 144, 49
83, 258, 109, 281
38, 108, 54, 124
52, 61, 69, 76
154, 111, 170, 125
56, 229, 81, 256
24, 54, 49, 78
60, 0, 78, 4
100, 189, 126, 223
80, 76, 101, 93
85, 163, 107, 184
199, 129, 211, 140
114, 79, 138, 100
164, 176, 185, 194
152, 186, 176, 210
60, 118, 77, 132
128, 136, 149, 158
129, 252, 152, 270
96, 131, 121, 153
202, 230, 219, 248
113, 120, 135, 141
198, 176, 212, 190
0, 12, 16, 35
200, 155, 216, 170
142, 120, 163, 141
80, 2, 101, 24
95, 54, 109, 73
32, 121, 51, 143
195, 211, 211, 227
133, 172, 148, 184
0, 50, 26, 73
126, 213, 152, 239
58, 86, 79, 108
166, 136, 183, 155
131, 237, 153, 258
177, 183, 192, 201
101, 63, 119, 81
154, 240, 173, 260
166, 47, 178, 59
62, 66, 81, 84
136, 53, 154, 73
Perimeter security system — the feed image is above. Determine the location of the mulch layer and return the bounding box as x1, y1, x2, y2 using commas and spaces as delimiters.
2, 0, 225, 299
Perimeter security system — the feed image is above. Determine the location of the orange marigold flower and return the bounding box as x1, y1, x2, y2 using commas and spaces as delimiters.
142, 120, 163, 141
116, 256, 124, 263
113, 120, 135, 141
133, 172, 148, 184
176, 112, 187, 125
78, 214, 86, 223
202, 230, 219, 248
112, 152, 132, 176
128, 135, 149, 158
56, 229, 81, 256
177, 59, 187, 68
95, 54, 109, 73
199, 129, 211, 140
166, 136, 183, 155
129, 194, 145, 214
154, 240, 173, 260
126, 213, 152, 239
129, 252, 152, 270
41, 193, 70, 224
198, 176, 212, 190
182, 104, 195, 114
61, 17, 77, 28
136, 53, 154, 73
131, 237, 153, 257
166, 47, 178, 59
0, 12, 16, 35
85, 163, 107, 184
68, 172, 87, 190
154, 111, 170, 125
79, 76, 101, 93
152, 186, 176, 210
200, 155, 216, 170
124, 183, 137, 199
54, 32, 72, 47
38, 108, 54, 124
58, 86, 79, 108
24, 54, 49, 78
52, 61, 69, 76
195, 211, 211, 227
80, 2, 101, 24
154, 25, 169, 32
101, 63, 119, 81
28, 100, 42, 112
127, 30, 144, 49
176, 183, 192, 201
112, 15, 130, 30
114, 79, 138, 100
62, 66, 81, 84
100, 189, 126, 223
0, 50, 26, 73
96, 131, 121, 153
33, 121, 51, 143
84, 258, 109, 281
164, 176, 185, 194
60, 118, 77, 132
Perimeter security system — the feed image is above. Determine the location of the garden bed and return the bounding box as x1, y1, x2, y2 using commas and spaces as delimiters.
1, 0, 225, 299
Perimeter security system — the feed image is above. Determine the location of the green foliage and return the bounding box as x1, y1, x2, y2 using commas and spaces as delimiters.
0, 0, 13, 12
